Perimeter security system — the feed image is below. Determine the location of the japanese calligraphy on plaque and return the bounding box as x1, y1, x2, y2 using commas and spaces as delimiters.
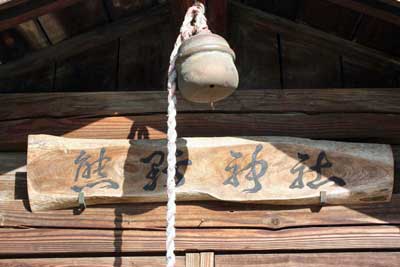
27, 135, 394, 212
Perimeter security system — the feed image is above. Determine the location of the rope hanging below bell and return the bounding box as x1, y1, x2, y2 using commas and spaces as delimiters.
166, 2, 238, 267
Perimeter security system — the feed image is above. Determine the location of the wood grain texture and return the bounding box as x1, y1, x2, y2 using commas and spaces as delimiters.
186, 253, 200, 267
243, 0, 299, 20
0, 63, 55, 93
355, 16, 400, 58
200, 252, 214, 267
229, 0, 400, 70
55, 40, 118, 91
0, 3, 169, 79
326, 0, 400, 27
2, 113, 400, 151
1, 225, 400, 255
228, 14, 281, 89
280, 32, 342, 88
104, 0, 159, 20
27, 135, 393, 211
300, 0, 362, 40
0, 20, 48, 64
0, 0, 82, 31
342, 56, 399, 88
207, 0, 227, 36
37, 0, 108, 44
118, 19, 172, 90
1, 145, 400, 229
216, 252, 400, 267
2, 195, 400, 230
0, 256, 185, 267
1, 89, 400, 121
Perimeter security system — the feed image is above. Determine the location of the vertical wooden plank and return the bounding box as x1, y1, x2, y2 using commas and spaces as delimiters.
280, 33, 342, 89
186, 252, 200, 267
118, 18, 173, 90
104, 0, 158, 20
38, 0, 108, 44
243, 0, 300, 20
342, 56, 398, 88
354, 16, 400, 57
299, 0, 362, 40
229, 10, 281, 89
55, 40, 118, 91
207, 0, 227, 36
200, 252, 214, 267
0, 63, 55, 93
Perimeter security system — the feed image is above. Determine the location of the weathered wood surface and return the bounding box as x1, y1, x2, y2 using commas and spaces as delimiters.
1, 225, 400, 255
186, 252, 214, 267
200, 252, 214, 267
3, 112, 400, 151
326, 0, 400, 27
27, 135, 393, 211
37, 0, 108, 44
2, 196, 400, 230
1, 148, 400, 229
0, 256, 185, 267
0, 3, 169, 79
230, 1, 400, 69
216, 253, 400, 267
2, 89, 400, 121
0, 0, 82, 31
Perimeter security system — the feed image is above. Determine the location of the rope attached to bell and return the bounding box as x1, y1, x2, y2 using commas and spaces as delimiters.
166, 3, 210, 267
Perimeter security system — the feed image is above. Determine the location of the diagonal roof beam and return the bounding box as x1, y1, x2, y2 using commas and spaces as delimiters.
0, 0, 82, 31
327, 0, 400, 27
0, 3, 169, 78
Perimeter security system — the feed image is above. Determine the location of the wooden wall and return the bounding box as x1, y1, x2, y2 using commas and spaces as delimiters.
0, 0, 398, 92
0, 1, 400, 266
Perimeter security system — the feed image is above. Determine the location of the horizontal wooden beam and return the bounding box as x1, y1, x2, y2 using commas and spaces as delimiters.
0, 257, 185, 267
0, 0, 82, 31
1, 195, 400, 230
327, 0, 400, 27
1, 89, 400, 121
216, 253, 400, 267
0, 3, 169, 78
1, 225, 400, 255
2, 113, 400, 151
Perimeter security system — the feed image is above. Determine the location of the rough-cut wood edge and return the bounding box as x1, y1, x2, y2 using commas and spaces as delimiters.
0, 256, 185, 267
1, 89, 400, 121
2, 113, 400, 152
26, 135, 395, 211
215, 252, 400, 267
1, 225, 400, 254
230, 0, 400, 69
1, 146, 399, 229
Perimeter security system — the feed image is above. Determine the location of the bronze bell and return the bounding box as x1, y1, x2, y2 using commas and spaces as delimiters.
176, 33, 239, 104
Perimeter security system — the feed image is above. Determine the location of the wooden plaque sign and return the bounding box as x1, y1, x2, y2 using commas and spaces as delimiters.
27, 135, 394, 212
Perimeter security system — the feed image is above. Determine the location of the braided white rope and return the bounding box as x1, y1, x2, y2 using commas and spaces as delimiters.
166, 3, 210, 267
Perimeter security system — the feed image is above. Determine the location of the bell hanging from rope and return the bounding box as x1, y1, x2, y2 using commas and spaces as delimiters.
176, 32, 239, 104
